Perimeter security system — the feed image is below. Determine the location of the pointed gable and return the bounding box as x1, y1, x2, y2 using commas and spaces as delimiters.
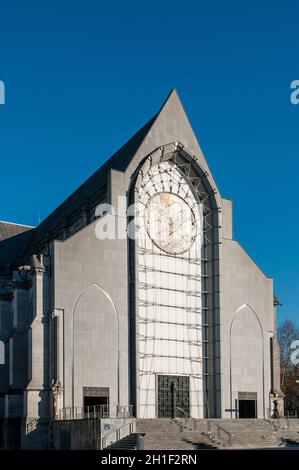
123, 89, 219, 195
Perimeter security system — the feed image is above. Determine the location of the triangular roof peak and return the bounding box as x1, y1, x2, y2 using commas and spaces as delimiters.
159, 87, 179, 106
154, 88, 186, 118
124, 89, 219, 196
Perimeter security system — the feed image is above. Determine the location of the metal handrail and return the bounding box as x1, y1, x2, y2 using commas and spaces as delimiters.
174, 407, 198, 431
267, 416, 291, 431
26, 418, 38, 433
176, 406, 189, 418
98, 420, 135, 450
207, 421, 232, 447
56, 404, 133, 420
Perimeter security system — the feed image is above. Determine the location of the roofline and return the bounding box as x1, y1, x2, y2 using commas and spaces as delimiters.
0, 220, 34, 228
234, 239, 273, 280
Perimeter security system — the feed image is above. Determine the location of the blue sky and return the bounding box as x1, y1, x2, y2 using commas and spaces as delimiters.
0, 0, 298, 326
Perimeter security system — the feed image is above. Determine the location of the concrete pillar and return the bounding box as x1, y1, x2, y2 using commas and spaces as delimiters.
22, 256, 50, 449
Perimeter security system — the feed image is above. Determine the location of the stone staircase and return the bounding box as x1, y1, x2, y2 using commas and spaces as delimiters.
106, 433, 140, 450
108, 418, 299, 450
211, 419, 280, 448
267, 419, 299, 448
206, 419, 299, 449
278, 431, 299, 447
135, 419, 216, 450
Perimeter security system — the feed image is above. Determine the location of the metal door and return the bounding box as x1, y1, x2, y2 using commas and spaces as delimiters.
157, 375, 190, 418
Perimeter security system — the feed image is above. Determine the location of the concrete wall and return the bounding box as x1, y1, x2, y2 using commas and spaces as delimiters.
52, 417, 135, 450
53, 215, 129, 413
230, 305, 264, 417
220, 204, 274, 418
52, 419, 100, 450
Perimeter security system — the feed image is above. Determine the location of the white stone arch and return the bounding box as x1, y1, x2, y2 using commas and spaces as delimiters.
127, 142, 222, 418
229, 304, 265, 417
71, 283, 120, 410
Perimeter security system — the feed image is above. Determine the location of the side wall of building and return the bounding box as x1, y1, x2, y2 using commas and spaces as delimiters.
52, 208, 129, 416
220, 199, 275, 418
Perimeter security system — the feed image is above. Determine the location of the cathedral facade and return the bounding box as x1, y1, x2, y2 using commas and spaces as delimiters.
0, 90, 282, 448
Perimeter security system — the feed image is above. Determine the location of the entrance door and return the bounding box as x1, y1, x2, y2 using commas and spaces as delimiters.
83, 387, 109, 417
239, 400, 257, 418
6, 419, 21, 449
157, 375, 190, 418
84, 396, 109, 407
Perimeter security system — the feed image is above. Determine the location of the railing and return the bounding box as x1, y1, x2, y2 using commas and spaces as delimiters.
26, 418, 38, 433
207, 421, 232, 447
56, 405, 133, 420
175, 406, 189, 419
267, 408, 298, 420
267, 408, 299, 431
116, 405, 134, 418
174, 407, 198, 431
97, 420, 135, 450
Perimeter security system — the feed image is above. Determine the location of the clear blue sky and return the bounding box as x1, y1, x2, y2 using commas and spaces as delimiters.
0, 1, 298, 326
